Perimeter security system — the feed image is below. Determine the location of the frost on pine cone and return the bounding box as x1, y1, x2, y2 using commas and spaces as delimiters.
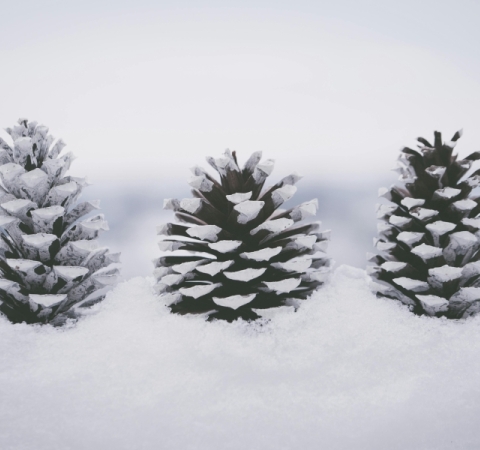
369, 130, 480, 319
155, 150, 331, 322
0, 119, 120, 326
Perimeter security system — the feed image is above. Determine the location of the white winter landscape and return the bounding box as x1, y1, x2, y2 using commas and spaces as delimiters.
2, 1, 480, 449
1, 266, 480, 450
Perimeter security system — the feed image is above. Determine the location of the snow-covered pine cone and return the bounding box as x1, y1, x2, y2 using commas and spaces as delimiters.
369, 130, 480, 318
0, 119, 120, 326
155, 150, 331, 322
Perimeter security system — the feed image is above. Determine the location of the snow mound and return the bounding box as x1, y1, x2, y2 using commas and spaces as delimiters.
1, 265, 480, 449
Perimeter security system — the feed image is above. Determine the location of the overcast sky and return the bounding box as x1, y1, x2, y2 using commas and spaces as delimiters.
1, 0, 479, 185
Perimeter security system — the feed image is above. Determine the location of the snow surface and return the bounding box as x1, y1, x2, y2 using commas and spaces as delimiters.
1, 265, 480, 450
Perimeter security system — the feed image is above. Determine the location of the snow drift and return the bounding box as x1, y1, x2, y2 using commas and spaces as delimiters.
1, 265, 480, 450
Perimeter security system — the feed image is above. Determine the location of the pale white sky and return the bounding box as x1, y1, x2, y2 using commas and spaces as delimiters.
1, 0, 479, 184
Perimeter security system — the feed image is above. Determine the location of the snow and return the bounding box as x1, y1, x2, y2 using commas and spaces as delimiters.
462, 217, 480, 230
1, 198, 36, 217
196, 260, 233, 276
179, 282, 221, 299
290, 199, 318, 221
22, 233, 57, 249
450, 287, 480, 303
188, 175, 213, 192
400, 197, 425, 209
378, 187, 389, 198
375, 240, 396, 252
291, 235, 317, 250
179, 197, 202, 214
212, 293, 256, 310
224, 267, 266, 281
416, 295, 449, 316
278, 172, 303, 187
425, 165, 446, 178
272, 257, 312, 273
253, 159, 275, 181
0, 216, 23, 242
303, 268, 330, 283
271, 184, 297, 206
226, 191, 252, 204
29, 293, 67, 307
376, 203, 397, 218
208, 155, 237, 177
65, 200, 101, 227
157, 291, 181, 305
376, 222, 391, 234
428, 265, 463, 283
56, 240, 100, 265
208, 240, 242, 253
243, 151, 262, 175
6, 258, 44, 272
2, 265, 480, 449
263, 277, 302, 293
462, 261, 480, 280
171, 260, 204, 274
52, 265, 89, 281
88, 266, 119, 287
46, 181, 79, 206
156, 222, 171, 235
186, 224, 221, 242
234, 200, 265, 223
49, 138, 66, 160
12, 137, 33, 165
380, 261, 406, 272
42, 266, 89, 293
240, 246, 282, 261
0, 162, 25, 187
411, 243, 443, 260
251, 218, 294, 235
159, 273, 183, 286
18, 168, 49, 203
41, 156, 71, 185
67, 215, 109, 241
157, 240, 185, 251
444, 231, 478, 264
388, 215, 411, 227
392, 277, 429, 292
162, 198, 180, 210
31, 205, 64, 232
426, 220, 456, 236
452, 199, 477, 212
396, 231, 423, 246
409, 207, 438, 221
433, 187, 461, 200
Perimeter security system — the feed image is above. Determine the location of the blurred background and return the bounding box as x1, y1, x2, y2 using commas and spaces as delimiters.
1, 0, 479, 278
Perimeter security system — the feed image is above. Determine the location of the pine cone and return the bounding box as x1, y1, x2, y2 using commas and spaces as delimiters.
155, 150, 331, 322
0, 119, 120, 326
369, 130, 480, 318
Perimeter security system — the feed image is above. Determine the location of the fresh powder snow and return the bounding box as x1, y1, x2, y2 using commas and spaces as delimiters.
1, 265, 480, 449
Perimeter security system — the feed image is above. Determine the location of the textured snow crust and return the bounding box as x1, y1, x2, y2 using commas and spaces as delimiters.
1, 265, 480, 450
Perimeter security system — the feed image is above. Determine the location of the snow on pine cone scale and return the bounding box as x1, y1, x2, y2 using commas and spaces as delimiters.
155, 150, 331, 322
0, 119, 120, 326
369, 130, 480, 318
